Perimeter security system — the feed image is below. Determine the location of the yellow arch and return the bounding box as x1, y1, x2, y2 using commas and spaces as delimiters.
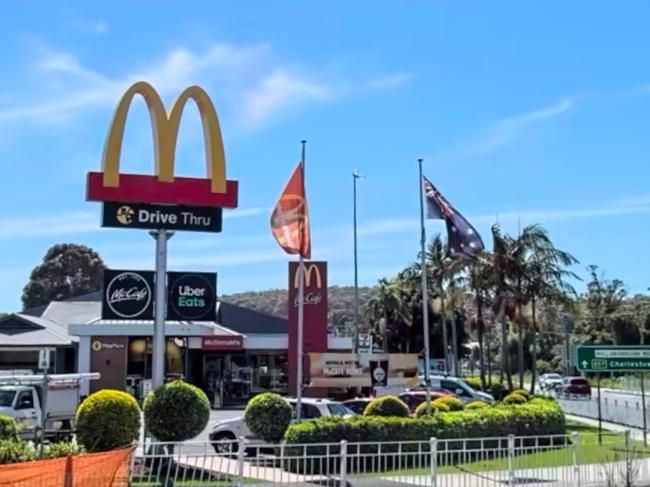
101, 81, 226, 193
167, 85, 226, 193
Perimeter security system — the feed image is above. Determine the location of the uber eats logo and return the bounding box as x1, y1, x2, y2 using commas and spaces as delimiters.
167, 272, 216, 321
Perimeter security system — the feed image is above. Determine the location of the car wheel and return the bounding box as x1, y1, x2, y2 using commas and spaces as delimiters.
212, 432, 238, 454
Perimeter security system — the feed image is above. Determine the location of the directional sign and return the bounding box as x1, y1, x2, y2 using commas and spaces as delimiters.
576, 345, 650, 372
102, 202, 222, 233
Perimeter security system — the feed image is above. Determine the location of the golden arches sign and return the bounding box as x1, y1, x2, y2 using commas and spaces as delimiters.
294, 263, 323, 289
87, 81, 238, 208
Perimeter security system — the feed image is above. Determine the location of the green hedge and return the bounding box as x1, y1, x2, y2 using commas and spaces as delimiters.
435, 396, 464, 411
466, 401, 489, 410
284, 398, 564, 445
414, 401, 449, 417
244, 393, 292, 443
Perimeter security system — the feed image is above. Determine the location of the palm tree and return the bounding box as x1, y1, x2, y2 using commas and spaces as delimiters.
467, 254, 492, 390
518, 225, 578, 393
426, 234, 464, 373
366, 278, 401, 351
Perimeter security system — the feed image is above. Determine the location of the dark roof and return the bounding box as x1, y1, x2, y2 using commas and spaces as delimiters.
218, 301, 287, 334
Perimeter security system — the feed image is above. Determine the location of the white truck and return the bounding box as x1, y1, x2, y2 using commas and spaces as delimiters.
0, 372, 99, 441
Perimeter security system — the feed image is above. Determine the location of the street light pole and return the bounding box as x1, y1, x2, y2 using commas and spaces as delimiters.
352, 170, 362, 353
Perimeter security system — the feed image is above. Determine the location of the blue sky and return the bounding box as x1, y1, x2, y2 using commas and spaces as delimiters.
1, 2, 649, 311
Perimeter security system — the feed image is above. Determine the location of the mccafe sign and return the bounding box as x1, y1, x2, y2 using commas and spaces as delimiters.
101, 269, 217, 321
102, 270, 155, 320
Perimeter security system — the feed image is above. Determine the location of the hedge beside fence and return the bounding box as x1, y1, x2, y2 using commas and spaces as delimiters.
284, 398, 564, 445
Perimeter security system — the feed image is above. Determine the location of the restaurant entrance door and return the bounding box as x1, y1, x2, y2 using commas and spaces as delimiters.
203, 354, 252, 408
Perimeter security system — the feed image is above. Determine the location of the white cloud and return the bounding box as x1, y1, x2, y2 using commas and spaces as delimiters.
0, 207, 265, 240
366, 72, 413, 91
68, 19, 109, 35
0, 212, 98, 238
241, 70, 333, 126
0, 43, 408, 129
356, 198, 650, 238
435, 98, 575, 162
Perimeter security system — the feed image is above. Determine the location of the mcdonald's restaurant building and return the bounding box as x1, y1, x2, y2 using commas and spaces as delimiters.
0, 261, 346, 408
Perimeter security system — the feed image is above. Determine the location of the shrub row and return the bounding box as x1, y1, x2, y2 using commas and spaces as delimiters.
284, 398, 564, 445
0, 440, 84, 465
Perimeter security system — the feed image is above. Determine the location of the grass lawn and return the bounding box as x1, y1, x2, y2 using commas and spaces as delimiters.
361, 421, 650, 477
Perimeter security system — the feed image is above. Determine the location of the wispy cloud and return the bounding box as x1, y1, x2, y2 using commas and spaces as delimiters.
0, 43, 411, 129
0, 207, 265, 240
357, 197, 650, 237
435, 98, 575, 163
67, 19, 109, 35
366, 72, 413, 91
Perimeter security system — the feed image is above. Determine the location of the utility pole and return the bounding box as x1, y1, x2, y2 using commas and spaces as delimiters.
352, 171, 363, 352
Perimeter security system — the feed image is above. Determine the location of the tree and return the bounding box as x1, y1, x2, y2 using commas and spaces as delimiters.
22, 244, 105, 309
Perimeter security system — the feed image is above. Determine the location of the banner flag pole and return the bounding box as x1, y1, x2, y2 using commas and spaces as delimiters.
418, 158, 432, 413
296, 140, 307, 421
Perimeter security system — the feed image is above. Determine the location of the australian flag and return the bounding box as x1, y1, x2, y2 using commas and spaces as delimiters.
422, 176, 485, 258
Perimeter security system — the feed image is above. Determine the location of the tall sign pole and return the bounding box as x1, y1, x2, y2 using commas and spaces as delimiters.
418, 158, 432, 412
352, 170, 362, 353
151, 230, 172, 387
295, 140, 307, 421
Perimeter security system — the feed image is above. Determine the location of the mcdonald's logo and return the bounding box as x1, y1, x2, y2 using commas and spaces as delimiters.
294, 263, 323, 289
86, 81, 238, 208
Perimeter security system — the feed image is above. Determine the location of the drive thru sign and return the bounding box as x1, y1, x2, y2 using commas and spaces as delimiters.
576, 345, 650, 372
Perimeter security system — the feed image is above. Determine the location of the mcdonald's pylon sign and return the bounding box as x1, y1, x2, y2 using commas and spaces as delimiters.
86, 81, 238, 208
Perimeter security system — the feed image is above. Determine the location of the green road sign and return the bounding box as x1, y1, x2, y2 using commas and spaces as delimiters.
576, 345, 650, 372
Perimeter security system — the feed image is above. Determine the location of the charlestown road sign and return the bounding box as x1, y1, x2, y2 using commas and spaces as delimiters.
576, 345, 650, 372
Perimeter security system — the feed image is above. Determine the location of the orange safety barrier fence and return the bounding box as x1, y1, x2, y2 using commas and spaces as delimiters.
0, 447, 132, 487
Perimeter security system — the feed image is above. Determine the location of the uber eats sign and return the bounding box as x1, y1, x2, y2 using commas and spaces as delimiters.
101, 269, 216, 321
167, 272, 216, 321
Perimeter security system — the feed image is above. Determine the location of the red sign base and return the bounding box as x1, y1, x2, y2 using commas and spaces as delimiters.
86, 172, 239, 208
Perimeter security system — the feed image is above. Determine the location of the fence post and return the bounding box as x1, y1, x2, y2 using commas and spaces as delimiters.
340, 440, 348, 487
572, 431, 581, 487
237, 437, 245, 487
429, 437, 437, 487
507, 434, 515, 487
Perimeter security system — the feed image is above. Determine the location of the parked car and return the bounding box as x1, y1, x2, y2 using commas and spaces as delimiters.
539, 373, 564, 391
558, 377, 591, 397
342, 397, 373, 415
398, 390, 452, 413
210, 397, 355, 453
421, 375, 496, 404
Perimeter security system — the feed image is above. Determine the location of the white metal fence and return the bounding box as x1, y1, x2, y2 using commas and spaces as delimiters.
559, 395, 650, 430
129, 432, 650, 486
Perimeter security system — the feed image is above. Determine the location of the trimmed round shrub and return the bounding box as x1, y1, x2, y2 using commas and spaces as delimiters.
0, 416, 18, 441
244, 393, 292, 443
414, 400, 449, 417
503, 393, 527, 405
144, 380, 210, 442
436, 396, 464, 411
512, 389, 531, 400
463, 377, 482, 391
76, 389, 141, 452
465, 401, 489, 410
363, 396, 409, 417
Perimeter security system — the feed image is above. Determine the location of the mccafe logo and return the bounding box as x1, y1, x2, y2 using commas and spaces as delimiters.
293, 292, 323, 308
103, 270, 154, 320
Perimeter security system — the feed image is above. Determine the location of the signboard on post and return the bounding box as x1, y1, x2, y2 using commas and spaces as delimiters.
576, 345, 650, 372
102, 270, 155, 320
308, 353, 418, 388
38, 349, 50, 371
167, 272, 217, 321
102, 202, 223, 233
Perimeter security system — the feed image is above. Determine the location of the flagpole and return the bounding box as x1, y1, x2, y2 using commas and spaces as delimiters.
296, 139, 307, 421
418, 158, 432, 413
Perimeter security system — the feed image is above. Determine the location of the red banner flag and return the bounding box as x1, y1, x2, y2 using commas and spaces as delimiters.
271, 162, 311, 258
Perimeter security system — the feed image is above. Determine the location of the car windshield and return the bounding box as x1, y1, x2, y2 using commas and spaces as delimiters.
571, 379, 589, 386
327, 403, 354, 416
547, 374, 561, 379
0, 390, 15, 407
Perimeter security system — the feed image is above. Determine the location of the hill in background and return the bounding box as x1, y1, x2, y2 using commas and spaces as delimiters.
222, 285, 374, 335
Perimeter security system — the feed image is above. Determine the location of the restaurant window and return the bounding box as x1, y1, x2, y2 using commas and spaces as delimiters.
251, 353, 288, 393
